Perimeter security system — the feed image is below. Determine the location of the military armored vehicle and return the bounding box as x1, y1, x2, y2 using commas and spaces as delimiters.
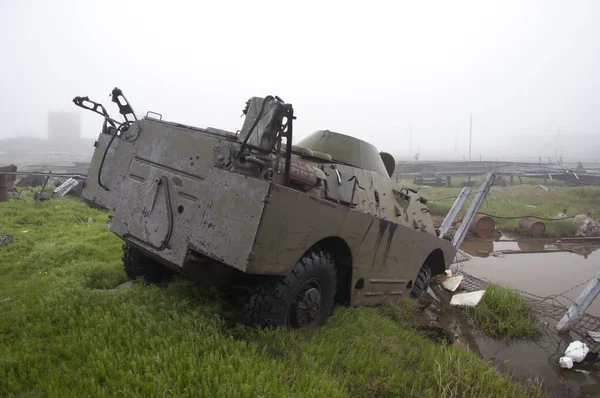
74, 88, 456, 328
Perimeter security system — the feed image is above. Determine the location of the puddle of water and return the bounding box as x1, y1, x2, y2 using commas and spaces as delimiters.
423, 291, 600, 397
474, 317, 600, 398
461, 239, 600, 316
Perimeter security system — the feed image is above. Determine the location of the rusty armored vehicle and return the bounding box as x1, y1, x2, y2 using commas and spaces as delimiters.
74, 88, 457, 328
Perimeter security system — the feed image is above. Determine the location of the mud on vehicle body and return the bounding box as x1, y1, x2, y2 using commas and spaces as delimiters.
75, 89, 457, 328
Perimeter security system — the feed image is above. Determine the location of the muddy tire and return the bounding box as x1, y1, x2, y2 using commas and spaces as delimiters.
410, 265, 431, 300
242, 250, 337, 328
121, 243, 174, 283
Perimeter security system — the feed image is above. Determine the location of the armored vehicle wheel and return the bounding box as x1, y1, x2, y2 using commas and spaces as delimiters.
242, 250, 337, 328
121, 243, 174, 283
410, 265, 431, 300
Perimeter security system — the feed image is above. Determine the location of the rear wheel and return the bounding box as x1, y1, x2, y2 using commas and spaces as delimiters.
410, 265, 431, 300
121, 243, 174, 283
242, 249, 337, 328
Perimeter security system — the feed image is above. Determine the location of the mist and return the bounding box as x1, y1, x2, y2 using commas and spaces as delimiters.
1, 0, 599, 162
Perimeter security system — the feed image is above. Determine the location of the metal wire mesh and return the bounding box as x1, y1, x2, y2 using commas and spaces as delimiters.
452, 269, 600, 352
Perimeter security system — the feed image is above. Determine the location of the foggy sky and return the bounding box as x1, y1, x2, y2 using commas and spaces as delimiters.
1, 0, 599, 161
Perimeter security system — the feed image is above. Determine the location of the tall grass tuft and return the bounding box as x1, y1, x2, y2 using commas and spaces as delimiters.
468, 283, 541, 339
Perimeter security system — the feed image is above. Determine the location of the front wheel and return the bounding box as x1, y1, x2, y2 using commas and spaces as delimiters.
242, 249, 337, 328
410, 265, 431, 300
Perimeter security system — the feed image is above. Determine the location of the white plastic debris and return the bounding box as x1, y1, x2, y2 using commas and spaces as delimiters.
559, 356, 574, 369
587, 331, 600, 342
450, 290, 485, 307
444, 269, 453, 277
575, 369, 591, 374
538, 184, 549, 192
564, 341, 589, 363
441, 275, 464, 292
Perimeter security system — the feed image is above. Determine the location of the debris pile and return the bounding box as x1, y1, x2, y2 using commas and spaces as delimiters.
559, 340, 600, 370
572, 214, 600, 237
556, 213, 600, 237
0, 234, 13, 248
429, 270, 486, 307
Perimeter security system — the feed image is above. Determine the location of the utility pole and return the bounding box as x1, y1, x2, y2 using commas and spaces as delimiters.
560, 145, 564, 165
555, 127, 560, 162
409, 122, 412, 160
454, 132, 458, 152
469, 114, 472, 161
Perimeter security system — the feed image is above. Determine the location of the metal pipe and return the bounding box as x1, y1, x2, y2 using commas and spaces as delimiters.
439, 186, 471, 237
452, 172, 496, 250
0, 171, 87, 179
557, 270, 600, 332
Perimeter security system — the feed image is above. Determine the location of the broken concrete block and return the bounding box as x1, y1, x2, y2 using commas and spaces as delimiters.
450, 290, 485, 307
441, 275, 463, 292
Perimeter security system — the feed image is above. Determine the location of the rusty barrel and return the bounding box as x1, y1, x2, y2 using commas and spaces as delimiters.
469, 213, 496, 238
519, 217, 546, 237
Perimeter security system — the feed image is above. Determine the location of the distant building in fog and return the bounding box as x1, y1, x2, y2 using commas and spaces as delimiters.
48, 111, 81, 141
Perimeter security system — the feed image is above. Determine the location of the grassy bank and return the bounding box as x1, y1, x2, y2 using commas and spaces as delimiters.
0, 195, 546, 397
398, 179, 600, 237
467, 284, 540, 339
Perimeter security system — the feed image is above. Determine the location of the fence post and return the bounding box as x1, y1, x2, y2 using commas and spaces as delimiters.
556, 270, 600, 332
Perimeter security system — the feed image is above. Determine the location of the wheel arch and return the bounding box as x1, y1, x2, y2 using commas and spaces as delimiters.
423, 248, 446, 277
309, 236, 353, 306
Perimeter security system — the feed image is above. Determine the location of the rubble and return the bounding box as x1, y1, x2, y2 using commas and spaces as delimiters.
450, 290, 486, 307
556, 213, 600, 237
0, 235, 13, 247
587, 331, 600, 342
441, 275, 464, 292
572, 214, 600, 237
564, 341, 589, 362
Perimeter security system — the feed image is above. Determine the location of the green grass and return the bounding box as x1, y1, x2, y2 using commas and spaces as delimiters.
467, 284, 541, 340
0, 194, 547, 397
399, 179, 600, 237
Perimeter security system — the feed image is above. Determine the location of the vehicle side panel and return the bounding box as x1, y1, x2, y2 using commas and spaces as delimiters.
249, 183, 455, 306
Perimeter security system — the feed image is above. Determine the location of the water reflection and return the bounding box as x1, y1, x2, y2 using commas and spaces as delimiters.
461, 236, 600, 259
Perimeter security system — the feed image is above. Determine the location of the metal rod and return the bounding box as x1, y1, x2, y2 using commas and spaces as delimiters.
557, 270, 600, 332
469, 113, 472, 161
452, 172, 496, 250
0, 171, 87, 179
438, 186, 471, 237
409, 122, 412, 159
